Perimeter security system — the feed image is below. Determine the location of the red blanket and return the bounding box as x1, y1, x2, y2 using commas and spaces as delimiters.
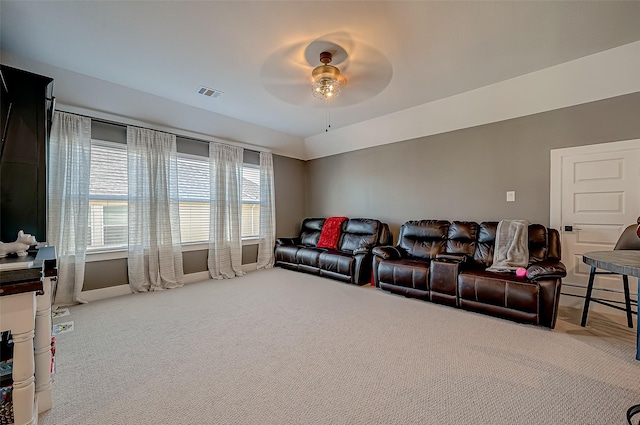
317, 216, 348, 249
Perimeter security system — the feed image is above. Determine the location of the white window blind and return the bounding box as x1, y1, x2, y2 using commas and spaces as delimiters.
178, 159, 260, 241
242, 165, 260, 238
88, 141, 260, 249
177, 155, 210, 243
88, 141, 128, 250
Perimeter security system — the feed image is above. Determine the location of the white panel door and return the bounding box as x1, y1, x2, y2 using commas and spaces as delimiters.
560, 146, 640, 310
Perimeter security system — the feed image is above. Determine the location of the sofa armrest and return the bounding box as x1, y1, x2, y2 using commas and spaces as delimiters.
526, 260, 567, 281
436, 253, 467, 263
353, 245, 372, 256
372, 245, 402, 260
275, 237, 300, 246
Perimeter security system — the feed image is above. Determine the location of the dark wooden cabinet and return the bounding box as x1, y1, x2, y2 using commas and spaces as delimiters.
0, 65, 54, 243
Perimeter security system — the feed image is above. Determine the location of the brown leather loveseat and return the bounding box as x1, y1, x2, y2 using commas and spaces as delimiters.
372, 220, 566, 328
275, 217, 392, 285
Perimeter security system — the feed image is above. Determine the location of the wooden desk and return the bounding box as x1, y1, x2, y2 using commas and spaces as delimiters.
0, 247, 56, 424
582, 250, 640, 361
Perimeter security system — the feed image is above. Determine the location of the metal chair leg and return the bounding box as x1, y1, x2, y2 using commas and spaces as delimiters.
581, 266, 596, 327
628, 403, 640, 425
622, 275, 634, 329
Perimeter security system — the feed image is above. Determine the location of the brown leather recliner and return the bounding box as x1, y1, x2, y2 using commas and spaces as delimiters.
275, 217, 393, 285
373, 220, 566, 328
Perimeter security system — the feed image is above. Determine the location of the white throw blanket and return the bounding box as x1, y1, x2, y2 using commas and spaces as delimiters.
486, 219, 530, 272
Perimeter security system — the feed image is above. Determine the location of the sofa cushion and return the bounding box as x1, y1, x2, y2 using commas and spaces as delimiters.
339, 218, 381, 253
547, 229, 561, 261
378, 259, 430, 291
319, 250, 354, 277
300, 218, 326, 246
398, 220, 449, 260
274, 245, 301, 264
446, 221, 478, 258
528, 224, 549, 263
472, 222, 497, 267
295, 247, 326, 268
458, 269, 539, 315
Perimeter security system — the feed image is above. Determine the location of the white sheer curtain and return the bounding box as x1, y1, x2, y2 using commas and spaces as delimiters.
208, 143, 245, 279
256, 152, 276, 269
127, 126, 184, 292
48, 111, 91, 305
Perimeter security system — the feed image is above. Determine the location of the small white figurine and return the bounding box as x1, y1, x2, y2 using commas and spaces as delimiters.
0, 230, 37, 258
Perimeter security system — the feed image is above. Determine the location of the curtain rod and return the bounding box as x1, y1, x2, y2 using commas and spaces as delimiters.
57, 108, 264, 154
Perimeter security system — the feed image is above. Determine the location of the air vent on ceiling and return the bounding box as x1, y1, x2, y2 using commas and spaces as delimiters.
197, 86, 223, 98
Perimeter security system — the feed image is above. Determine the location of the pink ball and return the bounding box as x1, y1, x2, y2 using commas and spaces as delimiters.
516, 267, 527, 278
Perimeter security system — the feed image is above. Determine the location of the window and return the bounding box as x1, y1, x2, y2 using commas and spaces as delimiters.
177, 155, 210, 243
241, 165, 261, 238
87, 141, 261, 250
176, 156, 261, 242
88, 141, 128, 250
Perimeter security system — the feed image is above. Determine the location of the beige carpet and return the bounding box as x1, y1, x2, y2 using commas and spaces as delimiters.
39, 268, 639, 425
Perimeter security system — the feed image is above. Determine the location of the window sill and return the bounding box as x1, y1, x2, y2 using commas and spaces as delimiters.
86, 249, 127, 262
242, 237, 260, 246
182, 242, 208, 252
86, 238, 261, 262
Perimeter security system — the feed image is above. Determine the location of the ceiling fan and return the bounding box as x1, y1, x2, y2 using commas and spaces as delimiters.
311, 51, 345, 100
260, 35, 393, 109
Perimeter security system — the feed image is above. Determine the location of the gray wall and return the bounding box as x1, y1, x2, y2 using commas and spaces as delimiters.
274, 153, 306, 237
84, 246, 258, 291
84, 259, 128, 291
305, 93, 640, 240
83, 153, 306, 291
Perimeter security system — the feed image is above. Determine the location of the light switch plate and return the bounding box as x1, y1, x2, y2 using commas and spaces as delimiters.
506, 191, 516, 202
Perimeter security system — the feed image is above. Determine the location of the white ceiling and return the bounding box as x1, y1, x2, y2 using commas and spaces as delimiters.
2, 1, 640, 159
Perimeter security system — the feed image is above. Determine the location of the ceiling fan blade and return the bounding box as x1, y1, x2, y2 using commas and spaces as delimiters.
260, 35, 392, 107
260, 40, 318, 105
262, 81, 320, 106
336, 44, 392, 105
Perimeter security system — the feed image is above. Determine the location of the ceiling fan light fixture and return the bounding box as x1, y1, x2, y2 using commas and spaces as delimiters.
312, 75, 341, 99
311, 52, 342, 100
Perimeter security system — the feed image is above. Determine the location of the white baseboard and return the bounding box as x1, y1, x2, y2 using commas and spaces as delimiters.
81, 284, 131, 303
81, 264, 260, 302
183, 264, 258, 284
242, 263, 258, 273
183, 271, 211, 284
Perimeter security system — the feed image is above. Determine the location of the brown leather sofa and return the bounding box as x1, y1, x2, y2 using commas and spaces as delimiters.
275, 217, 393, 285
372, 220, 566, 328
